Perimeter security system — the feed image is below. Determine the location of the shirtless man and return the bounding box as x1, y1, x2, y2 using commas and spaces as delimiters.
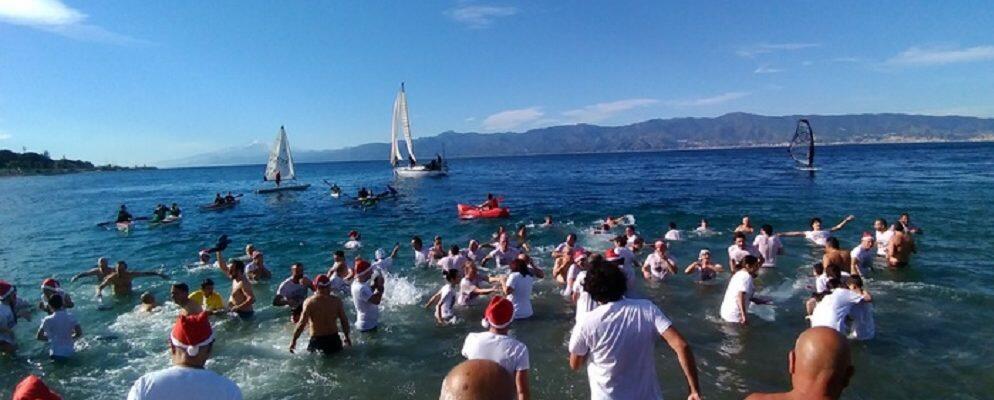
170, 283, 203, 316
96, 261, 168, 297
734, 215, 755, 235
216, 250, 256, 319
745, 327, 854, 400
71, 257, 114, 282
551, 234, 578, 284
887, 224, 916, 268
289, 274, 351, 356
821, 238, 851, 270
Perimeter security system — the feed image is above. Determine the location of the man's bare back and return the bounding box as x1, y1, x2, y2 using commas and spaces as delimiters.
888, 231, 916, 267
823, 249, 851, 270
302, 294, 346, 336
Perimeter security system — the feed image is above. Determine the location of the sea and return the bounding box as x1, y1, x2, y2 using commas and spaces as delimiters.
1, 142, 993, 399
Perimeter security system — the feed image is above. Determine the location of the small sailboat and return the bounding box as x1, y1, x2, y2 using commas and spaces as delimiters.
390, 83, 447, 178
256, 126, 311, 194
789, 119, 818, 171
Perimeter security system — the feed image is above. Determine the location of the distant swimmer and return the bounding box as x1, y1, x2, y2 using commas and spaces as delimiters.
744, 327, 854, 400
116, 204, 133, 223
720, 255, 771, 325
734, 215, 755, 235
897, 212, 922, 234
290, 274, 351, 356
478, 193, 500, 210
345, 230, 362, 250
541, 215, 553, 227
872, 218, 893, 257
695, 218, 715, 235
810, 278, 872, 334
684, 249, 723, 283
351, 260, 384, 332
753, 224, 783, 268
274, 263, 312, 323
440, 359, 516, 400
127, 313, 243, 400
821, 238, 851, 270
195, 250, 213, 267
780, 215, 856, 247
213, 193, 224, 205
642, 241, 678, 282
664, 222, 683, 241
224, 192, 236, 203
1, 281, 19, 354
39, 279, 74, 314
170, 283, 203, 316
849, 233, 876, 276
886, 223, 916, 268
189, 279, 225, 315
140, 292, 159, 313
568, 264, 702, 400
459, 261, 496, 307
728, 232, 764, 271
357, 187, 369, 199
72, 257, 113, 282
36, 294, 82, 360
425, 269, 461, 324
169, 203, 182, 217
216, 250, 255, 319
461, 296, 531, 400
96, 261, 168, 297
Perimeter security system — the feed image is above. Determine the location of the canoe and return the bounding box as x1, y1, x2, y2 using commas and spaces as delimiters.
457, 204, 510, 219
116, 221, 133, 232
256, 183, 311, 194
200, 200, 239, 211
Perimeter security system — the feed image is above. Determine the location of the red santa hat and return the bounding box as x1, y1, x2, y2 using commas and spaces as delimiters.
604, 248, 619, 261
170, 312, 214, 357
348, 230, 360, 238
12, 375, 62, 400
354, 260, 373, 278
573, 248, 588, 261
481, 296, 514, 329
312, 274, 332, 290
0, 280, 14, 301
41, 278, 62, 292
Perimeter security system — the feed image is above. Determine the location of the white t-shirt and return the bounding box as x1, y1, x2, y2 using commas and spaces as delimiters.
276, 277, 309, 305
344, 240, 362, 250
436, 284, 457, 321
437, 254, 467, 272
462, 247, 488, 263
815, 274, 829, 293
564, 264, 582, 296
850, 245, 875, 275
664, 229, 682, 241
644, 252, 677, 281
0, 304, 15, 345
613, 246, 636, 270
810, 288, 865, 332
848, 301, 875, 341
720, 270, 754, 323
372, 257, 394, 273
626, 234, 640, 246
875, 229, 894, 256
573, 270, 596, 323
127, 366, 242, 400
458, 277, 484, 306
505, 272, 535, 319
40, 310, 78, 357
727, 244, 760, 268
752, 234, 782, 267
462, 331, 530, 373
413, 248, 430, 267
805, 230, 832, 246
351, 281, 380, 331
489, 247, 520, 269
568, 298, 673, 400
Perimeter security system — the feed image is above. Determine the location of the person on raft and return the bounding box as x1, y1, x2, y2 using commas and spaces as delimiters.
479, 194, 500, 210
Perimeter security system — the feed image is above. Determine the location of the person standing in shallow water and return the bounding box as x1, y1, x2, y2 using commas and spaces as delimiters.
216, 250, 255, 319
887, 223, 916, 268
461, 296, 531, 400
289, 274, 351, 356
351, 260, 384, 332
745, 327, 854, 400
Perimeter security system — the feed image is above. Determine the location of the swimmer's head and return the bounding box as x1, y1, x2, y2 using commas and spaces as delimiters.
899, 213, 910, 224
375, 248, 386, 260
742, 215, 751, 225
116, 261, 128, 272
654, 240, 667, 252
860, 232, 874, 248
613, 235, 626, 246
742, 255, 761, 274
411, 236, 423, 248
291, 263, 304, 278
583, 260, 627, 304
810, 217, 823, 230
761, 224, 773, 235
813, 262, 825, 276
98, 257, 109, 268
892, 223, 905, 233
200, 279, 215, 294
245, 244, 255, 255
140, 291, 155, 305
874, 218, 888, 231
733, 232, 747, 247
825, 237, 840, 250
228, 260, 245, 279
848, 275, 864, 290
625, 225, 636, 235
333, 250, 345, 261
443, 268, 460, 283
669, 222, 677, 229
699, 249, 711, 259
449, 245, 460, 256
787, 327, 854, 399
566, 233, 577, 245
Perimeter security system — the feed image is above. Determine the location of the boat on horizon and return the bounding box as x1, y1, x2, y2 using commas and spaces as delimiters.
390, 83, 447, 178
789, 119, 818, 171
257, 126, 311, 194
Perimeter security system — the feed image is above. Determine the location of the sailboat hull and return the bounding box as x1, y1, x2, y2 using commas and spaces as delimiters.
256, 183, 311, 194
394, 166, 447, 178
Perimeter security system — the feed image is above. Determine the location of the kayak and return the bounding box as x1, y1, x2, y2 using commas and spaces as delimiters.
151, 215, 182, 226
116, 221, 133, 232
457, 204, 510, 219
200, 200, 239, 211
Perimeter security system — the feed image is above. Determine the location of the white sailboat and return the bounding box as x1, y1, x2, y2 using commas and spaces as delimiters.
391, 83, 447, 178
256, 126, 311, 194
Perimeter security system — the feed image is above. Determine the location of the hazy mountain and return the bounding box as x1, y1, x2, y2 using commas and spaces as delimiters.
158, 113, 994, 167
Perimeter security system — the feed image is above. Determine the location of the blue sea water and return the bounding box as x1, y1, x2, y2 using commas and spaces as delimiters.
1, 142, 993, 399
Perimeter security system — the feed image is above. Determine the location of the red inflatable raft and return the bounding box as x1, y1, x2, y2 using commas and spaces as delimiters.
457, 204, 510, 219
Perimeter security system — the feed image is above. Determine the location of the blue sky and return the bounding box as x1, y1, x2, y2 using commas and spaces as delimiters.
1, 1, 993, 165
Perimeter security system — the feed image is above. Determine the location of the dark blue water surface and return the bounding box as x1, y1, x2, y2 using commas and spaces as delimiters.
1, 142, 993, 399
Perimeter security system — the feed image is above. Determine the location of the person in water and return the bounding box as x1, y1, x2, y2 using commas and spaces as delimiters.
735, 215, 755, 235
97, 261, 168, 297
36, 294, 82, 361
169, 203, 182, 217
216, 250, 256, 319
822, 237, 851, 270
872, 218, 893, 256
440, 359, 516, 400
116, 204, 133, 223
425, 269, 461, 325
887, 223, 916, 268
780, 215, 856, 247
643, 240, 678, 282
898, 212, 922, 234
728, 232, 763, 272
345, 230, 362, 250
274, 263, 312, 323
357, 187, 370, 199
461, 296, 531, 400
351, 260, 384, 332
290, 274, 351, 356
71, 257, 114, 282
245, 251, 272, 281
326, 250, 353, 294
479, 193, 499, 210
224, 192, 236, 203
170, 283, 203, 316
0, 281, 20, 354
849, 233, 876, 276
459, 260, 497, 306
695, 218, 714, 234
38, 278, 74, 314
719, 255, 771, 325
684, 249, 723, 283
140, 291, 159, 313
189, 279, 225, 316
541, 215, 553, 227
745, 327, 854, 400
214, 193, 224, 205
664, 222, 683, 241
753, 224, 783, 268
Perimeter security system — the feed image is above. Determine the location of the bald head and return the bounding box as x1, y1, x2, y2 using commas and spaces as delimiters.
440, 360, 515, 400
790, 327, 853, 398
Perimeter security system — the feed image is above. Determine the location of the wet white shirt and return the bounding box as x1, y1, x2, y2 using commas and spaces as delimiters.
568, 298, 673, 400
458, 277, 485, 306
127, 366, 242, 400
644, 252, 677, 281
720, 270, 754, 323
489, 247, 520, 269
805, 230, 832, 246
850, 245, 875, 275
0, 304, 14, 345
875, 229, 894, 256
727, 244, 761, 267
848, 301, 875, 340
413, 248, 430, 268
462, 247, 488, 263
462, 331, 530, 373
573, 270, 596, 323
505, 272, 535, 319
564, 264, 582, 296
815, 274, 829, 293
437, 254, 467, 272
372, 257, 393, 273
810, 288, 865, 332
752, 234, 782, 267
351, 281, 380, 331
664, 229, 682, 241
436, 284, 457, 321
40, 310, 78, 358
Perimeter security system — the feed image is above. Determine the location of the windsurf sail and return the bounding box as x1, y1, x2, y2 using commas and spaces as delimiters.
789, 119, 815, 168
264, 126, 296, 181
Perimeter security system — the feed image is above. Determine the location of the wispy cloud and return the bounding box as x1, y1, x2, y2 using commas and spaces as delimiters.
482, 107, 544, 131
666, 92, 750, 107
737, 42, 820, 58
0, 132, 11, 140
561, 98, 658, 124
0, 0, 145, 45
445, 4, 518, 28
884, 45, 994, 67
753, 65, 783, 74
832, 57, 861, 63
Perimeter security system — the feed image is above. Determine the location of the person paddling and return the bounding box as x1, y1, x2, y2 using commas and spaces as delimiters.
116, 205, 133, 223
479, 193, 499, 210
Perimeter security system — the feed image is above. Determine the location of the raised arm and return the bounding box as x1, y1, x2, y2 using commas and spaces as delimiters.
830, 215, 857, 232
661, 327, 702, 400
778, 231, 806, 237
389, 243, 401, 259
215, 250, 231, 275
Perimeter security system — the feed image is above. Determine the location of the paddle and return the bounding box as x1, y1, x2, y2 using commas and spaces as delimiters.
96, 216, 149, 228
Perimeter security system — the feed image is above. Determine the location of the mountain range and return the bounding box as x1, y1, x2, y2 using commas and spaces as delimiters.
157, 112, 994, 167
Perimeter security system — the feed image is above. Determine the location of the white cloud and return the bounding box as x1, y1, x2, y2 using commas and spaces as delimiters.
885, 45, 994, 66
737, 43, 820, 57
666, 92, 750, 107
832, 57, 860, 63
0, 0, 144, 44
0, 132, 11, 140
482, 107, 544, 131
446, 4, 518, 28
754, 65, 784, 74
464, 117, 476, 122
561, 98, 658, 124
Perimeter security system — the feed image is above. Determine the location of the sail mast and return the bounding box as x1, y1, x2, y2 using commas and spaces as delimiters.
808, 121, 815, 167
264, 126, 295, 181
399, 83, 417, 163
390, 93, 403, 166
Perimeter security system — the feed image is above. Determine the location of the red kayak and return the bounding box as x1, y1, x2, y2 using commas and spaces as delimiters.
457, 204, 510, 219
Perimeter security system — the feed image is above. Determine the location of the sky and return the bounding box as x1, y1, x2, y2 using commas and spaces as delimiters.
1, 0, 993, 165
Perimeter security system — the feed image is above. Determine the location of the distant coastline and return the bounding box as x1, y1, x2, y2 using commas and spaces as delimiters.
0, 149, 156, 177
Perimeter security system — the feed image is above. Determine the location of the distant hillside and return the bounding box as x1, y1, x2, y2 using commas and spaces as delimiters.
1, 149, 155, 176
160, 113, 994, 167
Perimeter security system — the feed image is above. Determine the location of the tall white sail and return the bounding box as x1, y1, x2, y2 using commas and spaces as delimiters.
398, 83, 417, 163
390, 93, 404, 166
265, 126, 296, 181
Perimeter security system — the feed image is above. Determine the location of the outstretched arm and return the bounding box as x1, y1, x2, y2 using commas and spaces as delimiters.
96, 275, 114, 296
661, 327, 702, 400
830, 215, 857, 232
71, 269, 99, 282
778, 231, 806, 237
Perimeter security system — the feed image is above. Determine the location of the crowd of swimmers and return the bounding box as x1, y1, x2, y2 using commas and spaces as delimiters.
0, 211, 922, 399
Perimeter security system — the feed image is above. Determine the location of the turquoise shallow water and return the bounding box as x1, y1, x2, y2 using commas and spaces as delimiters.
1, 142, 993, 399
